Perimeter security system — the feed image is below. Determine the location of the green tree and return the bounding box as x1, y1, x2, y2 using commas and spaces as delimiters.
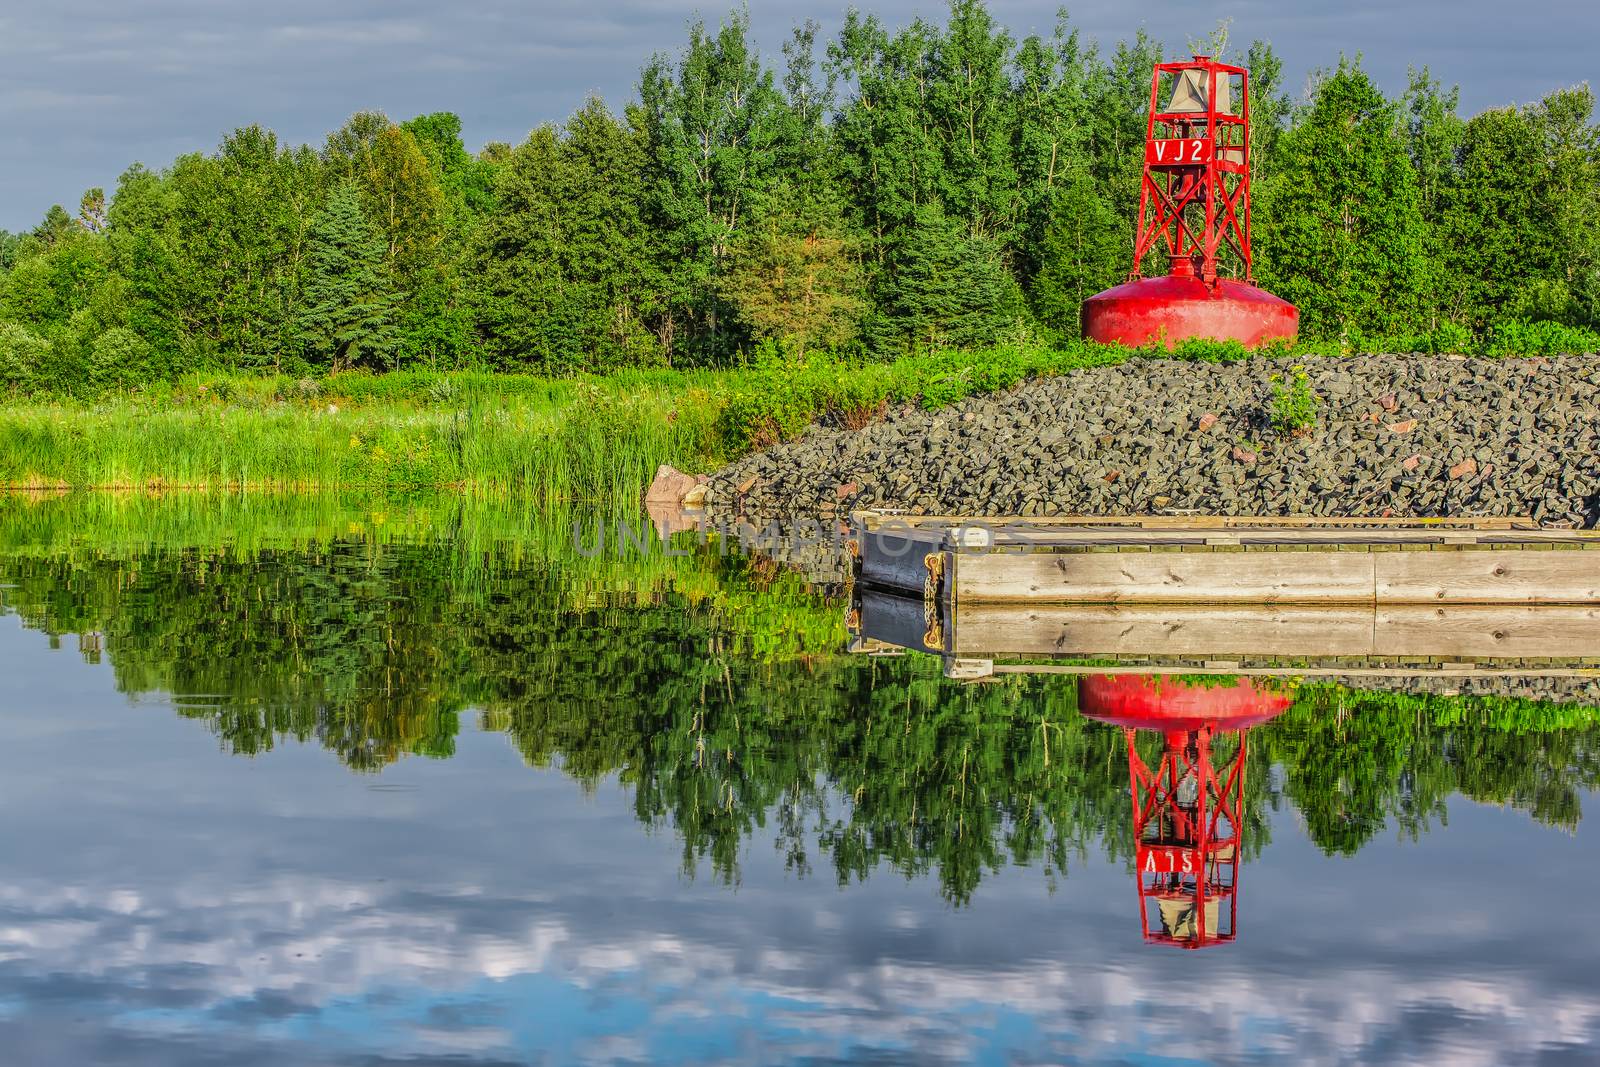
874, 203, 1025, 350
324, 112, 446, 283
401, 111, 499, 221
638, 8, 789, 361
1434, 88, 1600, 330
828, 11, 943, 262
0, 230, 21, 272
0, 321, 51, 390
472, 99, 663, 370
1029, 170, 1124, 336
0, 225, 108, 328
159, 126, 324, 368
31, 204, 77, 246
1529, 86, 1600, 326
721, 221, 865, 355
78, 188, 108, 234
1256, 60, 1430, 339
1085, 30, 1163, 236
925, 0, 1019, 243
1012, 14, 1098, 285
1401, 68, 1464, 327
1244, 40, 1291, 202
777, 20, 841, 221
105, 164, 184, 364
294, 184, 402, 371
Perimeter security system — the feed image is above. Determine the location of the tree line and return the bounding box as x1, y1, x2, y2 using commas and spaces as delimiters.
1, 2, 1597, 391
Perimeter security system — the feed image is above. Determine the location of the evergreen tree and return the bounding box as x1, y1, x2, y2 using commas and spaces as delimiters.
324, 113, 446, 285
472, 100, 662, 370
31, 205, 77, 246
874, 203, 1024, 350
1029, 170, 1124, 336
294, 184, 402, 372
1255, 60, 1430, 340
721, 219, 865, 355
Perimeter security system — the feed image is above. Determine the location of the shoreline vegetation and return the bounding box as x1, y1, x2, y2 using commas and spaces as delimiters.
2, 5, 1597, 410
5, 336, 1600, 494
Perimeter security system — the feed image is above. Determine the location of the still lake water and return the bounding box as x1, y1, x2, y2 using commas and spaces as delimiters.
1, 495, 1597, 1066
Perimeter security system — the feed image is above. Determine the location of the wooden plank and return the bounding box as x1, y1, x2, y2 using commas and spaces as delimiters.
1375, 552, 1600, 603
947, 603, 1600, 659
954, 549, 1376, 603
973, 527, 1598, 547
1375, 605, 1600, 658
951, 604, 1377, 656
989, 664, 1600, 680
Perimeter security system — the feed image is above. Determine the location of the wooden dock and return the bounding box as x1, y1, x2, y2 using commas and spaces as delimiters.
847, 513, 1600, 681
851, 512, 1600, 606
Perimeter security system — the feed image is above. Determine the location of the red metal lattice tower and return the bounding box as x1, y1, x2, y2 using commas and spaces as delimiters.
1131, 56, 1253, 286
1079, 674, 1291, 949
1081, 55, 1297, 348
1123, 723, 1248, 948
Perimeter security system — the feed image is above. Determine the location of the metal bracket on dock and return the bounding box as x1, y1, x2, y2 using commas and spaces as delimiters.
922, 552, 946, 651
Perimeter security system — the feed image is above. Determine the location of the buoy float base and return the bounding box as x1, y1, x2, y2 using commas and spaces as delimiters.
1078, 674, 1291, 734
1082, 272, 1298, 349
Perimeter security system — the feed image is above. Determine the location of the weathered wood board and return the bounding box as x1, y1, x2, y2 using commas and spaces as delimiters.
955, 550, 1377, 603
1374, 552, 1600, 603
948, 603, 1600, 660
852, 513, 1600, 605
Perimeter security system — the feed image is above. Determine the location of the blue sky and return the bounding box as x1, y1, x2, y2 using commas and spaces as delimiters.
0, 2, 1596, 233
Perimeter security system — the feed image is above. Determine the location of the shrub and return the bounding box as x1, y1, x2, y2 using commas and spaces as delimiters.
0, 321, 51, 391
1269, 364, 1319, 436
1420, 321, 1474, 354
1485, 320, 1600, 356
85, 327, 156, 391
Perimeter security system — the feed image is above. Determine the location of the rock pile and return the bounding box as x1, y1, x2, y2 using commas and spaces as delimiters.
700, 354, 1600, 527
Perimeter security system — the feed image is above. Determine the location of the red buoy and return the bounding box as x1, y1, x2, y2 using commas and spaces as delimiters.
1080, 674, 1292, 949
1082, 55, 1298, 348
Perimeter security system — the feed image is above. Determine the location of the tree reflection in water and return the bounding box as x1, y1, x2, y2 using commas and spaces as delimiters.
4, 525, 1599, 908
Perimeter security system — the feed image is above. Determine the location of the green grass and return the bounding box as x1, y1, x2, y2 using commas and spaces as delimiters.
0, 340, 1254, 492
0, 376, 726, 498
3, 323, 1598, 494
